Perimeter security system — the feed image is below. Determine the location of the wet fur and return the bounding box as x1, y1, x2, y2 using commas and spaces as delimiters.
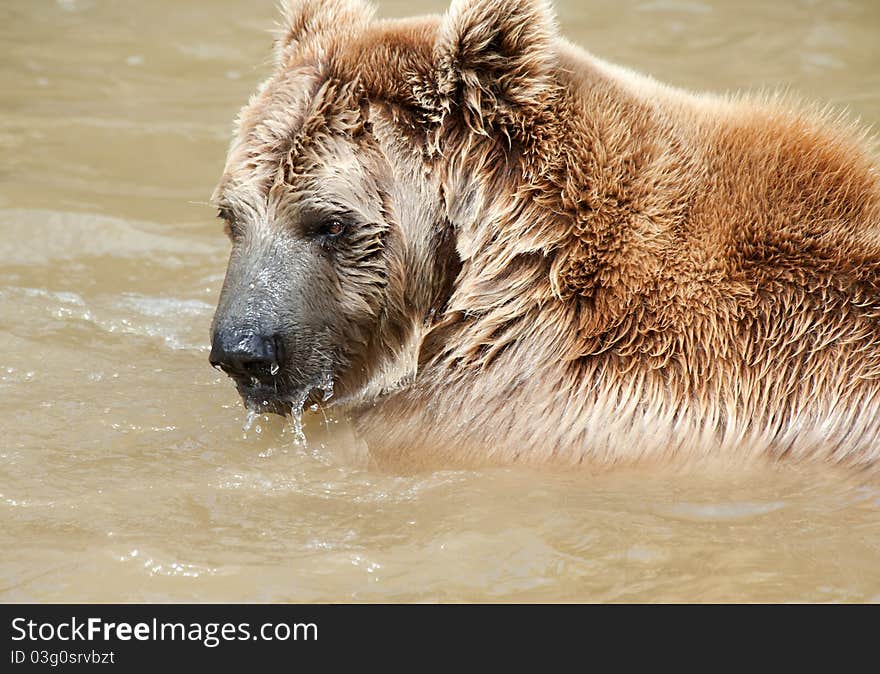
213, 0, 880, 471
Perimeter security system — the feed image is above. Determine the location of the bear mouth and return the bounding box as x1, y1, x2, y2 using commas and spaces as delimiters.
232, 373, 334, 417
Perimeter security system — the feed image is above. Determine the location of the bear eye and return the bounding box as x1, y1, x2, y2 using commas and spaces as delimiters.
316, 219, 348, 249
305, 213, 353, 249
323, 219, 346, 237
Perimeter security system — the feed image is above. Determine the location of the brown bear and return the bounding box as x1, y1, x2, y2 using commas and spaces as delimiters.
208, 0, 880, 471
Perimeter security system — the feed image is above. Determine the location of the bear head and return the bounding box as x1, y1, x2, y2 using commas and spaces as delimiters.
209, 0, 560, 414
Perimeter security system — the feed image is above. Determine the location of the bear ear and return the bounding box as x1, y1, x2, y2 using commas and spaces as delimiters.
434, 0, 558, 132
275, 0, 374, 63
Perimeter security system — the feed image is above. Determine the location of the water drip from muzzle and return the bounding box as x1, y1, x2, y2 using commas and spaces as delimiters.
285, 371, 335, 447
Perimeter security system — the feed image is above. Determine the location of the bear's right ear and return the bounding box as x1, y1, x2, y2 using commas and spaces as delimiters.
275, 0, 375, 64
434, 0, 558, 133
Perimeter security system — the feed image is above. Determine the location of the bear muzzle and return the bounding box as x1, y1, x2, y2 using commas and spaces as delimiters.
209, 327, 284, 385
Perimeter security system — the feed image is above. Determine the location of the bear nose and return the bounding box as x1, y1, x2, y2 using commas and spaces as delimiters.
209, 329, 282, 380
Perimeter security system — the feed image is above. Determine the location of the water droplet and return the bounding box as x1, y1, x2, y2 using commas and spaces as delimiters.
280, 372, 335, 448
319, 372, 334, 401
241, 409, 258, 434
286, 390, 309, 447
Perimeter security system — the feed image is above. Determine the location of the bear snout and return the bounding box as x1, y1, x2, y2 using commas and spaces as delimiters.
209, 327, 284, 384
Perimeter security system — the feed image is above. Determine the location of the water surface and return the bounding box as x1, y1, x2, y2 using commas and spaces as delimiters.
1, 0, 879, 602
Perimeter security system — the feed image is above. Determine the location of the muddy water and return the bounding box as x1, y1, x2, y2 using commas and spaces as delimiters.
1, 0, 879, 603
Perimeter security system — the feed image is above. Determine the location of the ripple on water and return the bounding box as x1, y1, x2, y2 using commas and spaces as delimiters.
105, 293, 213, 351
0, 209, 221, 266
116, 548, 218, 579
5, 286, 213, 352
635, 1, 713, 14
0, 366, 37, 386
658, 500, 788, 522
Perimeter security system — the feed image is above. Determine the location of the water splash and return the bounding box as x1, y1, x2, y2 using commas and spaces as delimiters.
317, 371, 334, 402
241, 409, 258, 438
285, 372, 334, 447
287, 390, 309, 447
